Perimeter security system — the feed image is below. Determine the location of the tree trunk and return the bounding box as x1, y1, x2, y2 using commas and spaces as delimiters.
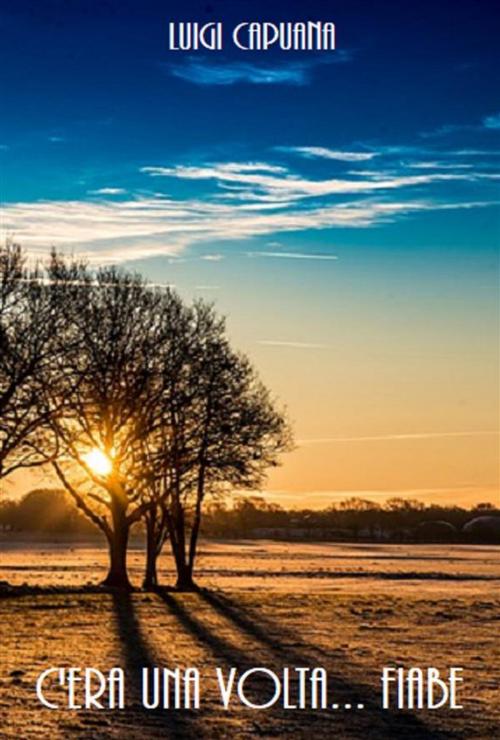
143, 549, 158, 590
143, 513, 158, 590
166, 510, 197, 591
188, 494, 203, 579
174, 557, 196, 591
102, 499, 131, 589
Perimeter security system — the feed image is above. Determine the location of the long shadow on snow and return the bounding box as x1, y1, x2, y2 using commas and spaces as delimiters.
111, 590, 209, 739
205, 589, 458, 739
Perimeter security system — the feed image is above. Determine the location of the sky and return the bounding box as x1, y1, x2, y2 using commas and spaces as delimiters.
0, 0, 499, 508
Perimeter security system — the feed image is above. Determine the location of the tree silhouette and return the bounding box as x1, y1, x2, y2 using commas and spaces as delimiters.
142, 302, 292, 590
0, 242, 60, 479
41, 258, 171, 588
35, 255, 290, 590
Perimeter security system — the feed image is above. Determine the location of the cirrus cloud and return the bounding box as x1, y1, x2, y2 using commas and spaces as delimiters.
2, 149, 498, 263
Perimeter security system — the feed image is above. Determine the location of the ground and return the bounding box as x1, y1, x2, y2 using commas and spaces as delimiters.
0, 540, 498, 738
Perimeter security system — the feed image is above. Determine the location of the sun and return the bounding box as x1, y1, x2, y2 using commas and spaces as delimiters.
83, 448, 113, 476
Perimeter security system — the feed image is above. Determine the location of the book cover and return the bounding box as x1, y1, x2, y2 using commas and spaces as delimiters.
0, 1, 498, 737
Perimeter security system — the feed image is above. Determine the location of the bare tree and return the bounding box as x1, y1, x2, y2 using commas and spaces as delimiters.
42, 259, 173, 588
0, 242, 59, 479
143, 302, 292, 591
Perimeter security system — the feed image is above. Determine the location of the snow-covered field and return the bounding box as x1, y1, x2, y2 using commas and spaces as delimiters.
0, 541, 498, 738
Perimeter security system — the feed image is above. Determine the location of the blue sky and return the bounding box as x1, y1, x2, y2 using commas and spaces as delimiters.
0, 0, 499, 259
1, 0, 499, 505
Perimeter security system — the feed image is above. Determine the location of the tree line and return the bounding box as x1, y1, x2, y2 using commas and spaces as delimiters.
201, 496, 500, 542
0, 489, 96, 535
2, 490, 498, 544
0, 242, 291, 589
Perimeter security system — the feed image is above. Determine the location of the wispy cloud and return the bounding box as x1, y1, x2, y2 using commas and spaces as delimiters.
166, 54, 350, 87
403, 161, 474, 170
278, 146, 378, 162
201, 253, 223, 261
142, 161, 478, 202
259, 486, 498, 505
168, 59, 304, 86
451, 149, 500, 156
298, 430, 499, 444
420, 123, 476, 139
3, 142, 499, 262
88, 187, 127, 195
421, 111, 500, 138
258, 340, 330, 349
249, 251, 338, 261
483, 112, 500, 130
2, 194, 497, 263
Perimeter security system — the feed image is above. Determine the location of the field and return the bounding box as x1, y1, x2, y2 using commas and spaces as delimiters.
0, 540, 499, 738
